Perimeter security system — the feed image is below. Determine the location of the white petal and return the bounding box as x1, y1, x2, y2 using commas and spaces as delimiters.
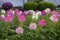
1, 10, 6, 14
1, 14, 5, 18
32, 15, 35, 19
45, 8, 51, 13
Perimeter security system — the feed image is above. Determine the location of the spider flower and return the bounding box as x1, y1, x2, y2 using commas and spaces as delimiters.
32, 11, 40, 19
18, 14, 26, 22
1, 10, 6, 14
42, 10, 46, 16
16, 27, 24, 34
7, 9, 15, 15
45, 8, 51, 13
15, 9, 20, 13
38, 19, 47, 26
4, 14, 14, 23
29, 23, 37, 30
1, 14, 5, 19
51, 10, 58, 15
50, 15, 59, 22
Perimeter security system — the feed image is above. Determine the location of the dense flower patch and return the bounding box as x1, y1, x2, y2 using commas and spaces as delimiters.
0, 8, 60, 40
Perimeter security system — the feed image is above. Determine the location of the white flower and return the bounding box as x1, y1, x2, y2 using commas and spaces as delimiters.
45, 8, 51, 13
1, 14, 5, 18
36, 11, 42, 15
32, 12, 39, 19
28, 10, 35, 14
1, 10, 6, 14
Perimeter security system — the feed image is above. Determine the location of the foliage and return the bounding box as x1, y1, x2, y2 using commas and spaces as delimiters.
38, 1, 56, 11
2, 2, 13, 10
24, 2, 38, 10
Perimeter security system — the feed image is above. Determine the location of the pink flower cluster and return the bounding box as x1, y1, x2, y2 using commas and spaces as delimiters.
4, 9, 14, 23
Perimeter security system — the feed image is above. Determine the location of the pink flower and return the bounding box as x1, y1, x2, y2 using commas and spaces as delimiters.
24, 11, 29, 15
51, 10, 58, 15
16, 27, 24, 34
15, 10, 23, 16
58, 13, 60, 17
7, 9, 15, 15
38, 19, 47, 26
50, 15, 59, 22
4, 14, 14, 23
15, 9, 20, 13
29, 23, 37, 30
18, 14, 26, 22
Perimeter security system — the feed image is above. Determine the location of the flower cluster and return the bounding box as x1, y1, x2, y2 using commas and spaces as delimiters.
0, 8, 59, 34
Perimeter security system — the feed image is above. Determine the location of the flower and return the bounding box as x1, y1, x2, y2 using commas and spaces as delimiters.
51, 10, 58, 15
32, 11, 40, 19
38, 19, 47, 26
15, 9, 20, 13
50, 15, 59, 22
18, 14, 26, 22
58, 13, 60, 17
15, 10, 23, 16
7, 9, 15, 15
1, 14, 5, 18
1, 10, 6, 14
29, 23, 37, 30
16, 27, 24, 34
36, 11, 42, 15
45, 8, 51, 13
28, 10, 34, 15
4, 14, 14, 23
24, 11, 29, 15
42, 10, 46, 16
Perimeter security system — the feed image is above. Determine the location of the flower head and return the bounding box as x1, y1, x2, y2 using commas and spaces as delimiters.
36, 11, 42, 15
50, 15, 59, 22
1, 10, 6, 14
45, 8, 51, 13
16, 27, 24, 34
1, 14, 5, 18
38, 19, 47, 26
28, 10, 34, 15
18, 14, 26, 22
32, 11, 40, 19
15, 9, 20, 13
51, 10, 58, 15
7, 9, 15, 15
15, 10, 23, 16
29, 23, 37, 30
24, 11, 29, 15
4, 14, 14, 23
42, 10, 46, 16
